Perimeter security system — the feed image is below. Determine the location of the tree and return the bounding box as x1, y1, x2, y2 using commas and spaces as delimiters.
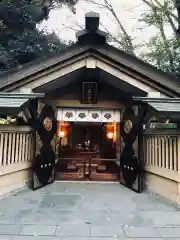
139, 0, 180, 76
0, 0, 78, 73
175, 0, 180, 33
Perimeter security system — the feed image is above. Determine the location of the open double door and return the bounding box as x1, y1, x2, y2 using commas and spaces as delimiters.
25, 100, 147, 192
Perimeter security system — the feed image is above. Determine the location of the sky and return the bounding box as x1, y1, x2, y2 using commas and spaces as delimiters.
38, 0, 153, 46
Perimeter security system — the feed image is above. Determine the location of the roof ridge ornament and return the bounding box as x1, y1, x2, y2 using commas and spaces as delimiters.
76, 12, 107, 45
85, 12, 100, 33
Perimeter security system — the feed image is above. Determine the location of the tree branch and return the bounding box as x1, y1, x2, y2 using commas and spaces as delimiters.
99, 22, 123, 46
142, 0, 178, 23
102, 0, 134, 54
61, 23, 83, 32
154, 0, 177, 34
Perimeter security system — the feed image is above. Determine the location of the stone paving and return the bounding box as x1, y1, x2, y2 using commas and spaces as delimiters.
0, 182, 180, 239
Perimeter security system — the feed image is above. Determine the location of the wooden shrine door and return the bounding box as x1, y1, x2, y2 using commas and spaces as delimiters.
24, 100, 57, 190
119, 104, 147, 192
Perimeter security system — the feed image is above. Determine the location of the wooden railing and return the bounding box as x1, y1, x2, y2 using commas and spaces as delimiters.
143, 129, 180, 181
0, 125, 34, 176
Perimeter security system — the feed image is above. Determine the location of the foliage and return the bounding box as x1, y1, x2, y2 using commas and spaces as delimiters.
150, 122, 177, 129
0, 0, 78, 73
139, 0, 180, 77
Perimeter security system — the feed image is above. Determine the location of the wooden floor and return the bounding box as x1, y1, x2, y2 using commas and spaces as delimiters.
55, 171, 119, 182
55, 157, 120, 182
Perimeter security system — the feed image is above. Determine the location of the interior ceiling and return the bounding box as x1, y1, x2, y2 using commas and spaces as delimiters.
34, 67, 146, 97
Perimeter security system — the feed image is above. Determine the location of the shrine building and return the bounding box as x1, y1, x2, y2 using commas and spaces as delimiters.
0, 12, 180, 204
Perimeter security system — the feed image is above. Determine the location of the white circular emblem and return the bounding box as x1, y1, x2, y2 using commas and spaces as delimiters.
124, 120, 133, 134
43, 117, 52, 131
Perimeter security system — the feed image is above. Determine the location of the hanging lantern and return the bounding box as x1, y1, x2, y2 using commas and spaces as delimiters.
106, 124, 114, 140
107, 132, 114, 139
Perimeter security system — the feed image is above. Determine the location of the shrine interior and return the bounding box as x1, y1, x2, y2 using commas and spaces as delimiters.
55, 120, 120, 181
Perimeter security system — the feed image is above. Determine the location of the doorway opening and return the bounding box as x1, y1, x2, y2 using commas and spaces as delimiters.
55, 121, 120, 181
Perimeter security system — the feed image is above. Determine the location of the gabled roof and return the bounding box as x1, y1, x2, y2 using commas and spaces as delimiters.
0, 12, 180, 96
